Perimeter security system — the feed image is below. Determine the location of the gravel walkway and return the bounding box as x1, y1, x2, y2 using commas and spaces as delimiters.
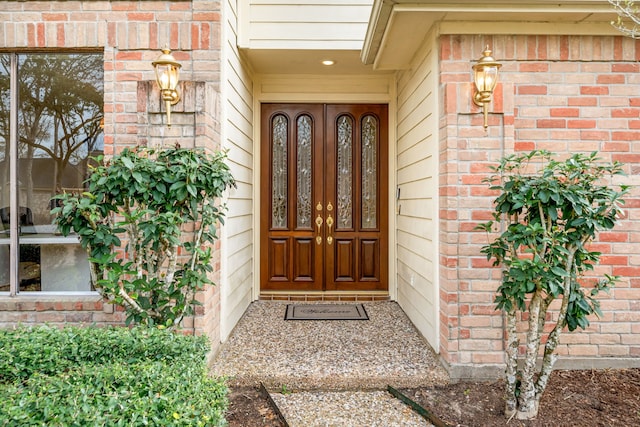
210, 301, 448, 425
210, 301, 449, 390
270, 390, 433, 427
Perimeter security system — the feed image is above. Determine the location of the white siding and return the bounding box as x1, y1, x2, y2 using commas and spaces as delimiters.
240, 0, 373, 50
221, 0, 255, 341
256, 74, 392, 101
395, 31, 439, 350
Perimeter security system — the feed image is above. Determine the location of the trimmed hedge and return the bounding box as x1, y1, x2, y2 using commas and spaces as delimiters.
0, 326, 227, 426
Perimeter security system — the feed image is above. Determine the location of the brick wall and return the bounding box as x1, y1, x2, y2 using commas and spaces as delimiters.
440, 34, 640, 377
0, 1, 223, 350
0, 295, 126, 327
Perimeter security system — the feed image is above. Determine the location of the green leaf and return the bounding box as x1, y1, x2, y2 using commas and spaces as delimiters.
539, 190, 549, 203
121, 156, 134, 169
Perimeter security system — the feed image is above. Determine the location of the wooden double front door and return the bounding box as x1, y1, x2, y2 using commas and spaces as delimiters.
260, 104, 388, 292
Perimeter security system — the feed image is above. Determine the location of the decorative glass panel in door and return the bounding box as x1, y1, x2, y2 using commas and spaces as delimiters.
296, 115, 312, 229
271, 114, 288, 229
361, 115, 377, 229
336, 115, 353, 230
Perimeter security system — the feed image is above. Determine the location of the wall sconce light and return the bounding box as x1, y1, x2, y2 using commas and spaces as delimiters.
472, 46, 501, 129
152, 47, 181, 127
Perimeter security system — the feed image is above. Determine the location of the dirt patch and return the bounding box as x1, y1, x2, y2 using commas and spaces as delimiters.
226, 386, 284, 427
226, 369, 640, 426
402, 369, 640, 427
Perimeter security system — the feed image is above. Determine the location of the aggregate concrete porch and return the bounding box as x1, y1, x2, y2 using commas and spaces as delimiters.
210, 301, 449, 391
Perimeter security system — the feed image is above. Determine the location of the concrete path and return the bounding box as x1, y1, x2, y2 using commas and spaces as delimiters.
210, 301, 449, 426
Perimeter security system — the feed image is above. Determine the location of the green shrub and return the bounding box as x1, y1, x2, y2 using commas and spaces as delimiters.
477, 150, 627, 420
0, 325, 209, 382
53, 147, 236, 328
0, 326, 227, 426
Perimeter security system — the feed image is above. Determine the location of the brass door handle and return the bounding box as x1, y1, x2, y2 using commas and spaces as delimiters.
315, 214, 323, 245
326, 215, 334, 245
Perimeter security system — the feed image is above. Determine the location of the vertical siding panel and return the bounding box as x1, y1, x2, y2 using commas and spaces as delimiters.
221, 0, 255, 340
395, 31, 440, 350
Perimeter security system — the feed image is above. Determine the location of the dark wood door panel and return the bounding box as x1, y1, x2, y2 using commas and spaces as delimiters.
293, 238, 315, 282
359, 239, 380, 281
267, 238, 288, 281
324, 104, 388, 292
260, 104, 324, 291
261, 103, 388, 293
334, 239, 355, 281
327, 237, 383, 290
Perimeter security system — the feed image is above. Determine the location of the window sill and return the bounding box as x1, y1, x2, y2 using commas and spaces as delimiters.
0, 292, 102, 301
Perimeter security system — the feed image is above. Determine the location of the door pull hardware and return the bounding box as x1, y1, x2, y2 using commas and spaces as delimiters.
315, 214, 323, 245
326, 215, 334, 245
316, 202, 323, 211
327, 202, 333, 212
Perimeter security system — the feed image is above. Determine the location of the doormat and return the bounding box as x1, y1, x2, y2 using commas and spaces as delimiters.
284, 304, 369, 321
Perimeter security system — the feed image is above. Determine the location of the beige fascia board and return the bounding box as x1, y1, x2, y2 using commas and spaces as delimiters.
237, 0, 250, 49
363, 0, 619, 66
371, 10, 443, 71
392, 2, 614, 15
438, 21, 620, 36
361, 0, 394, 65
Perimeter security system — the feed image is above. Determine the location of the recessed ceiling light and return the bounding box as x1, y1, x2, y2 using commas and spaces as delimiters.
322, 60, 335, 66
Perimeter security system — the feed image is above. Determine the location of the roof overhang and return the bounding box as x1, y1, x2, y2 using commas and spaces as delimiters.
362, 0, 622, 70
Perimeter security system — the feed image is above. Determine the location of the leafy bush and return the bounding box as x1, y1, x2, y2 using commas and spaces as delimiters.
53, 147, 236, 328
0, 325, 208, 382
477, 150, 628, 420
0, 326, 228, 426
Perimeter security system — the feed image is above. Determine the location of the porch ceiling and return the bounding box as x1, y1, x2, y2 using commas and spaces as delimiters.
242, 49, 388, 76
363, 0, 621, 71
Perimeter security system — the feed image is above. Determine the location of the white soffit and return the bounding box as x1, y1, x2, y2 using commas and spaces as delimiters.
363, 1, 621, 70
243, 49, 389, 76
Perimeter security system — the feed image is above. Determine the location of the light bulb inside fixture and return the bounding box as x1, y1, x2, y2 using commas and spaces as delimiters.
160, 71, 169, 89
322, 60, 335, 66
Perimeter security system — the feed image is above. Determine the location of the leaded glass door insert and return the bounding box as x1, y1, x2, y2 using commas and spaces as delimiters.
261, 104, 388, 292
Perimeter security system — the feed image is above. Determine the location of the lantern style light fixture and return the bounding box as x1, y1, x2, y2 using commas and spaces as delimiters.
472, 46, 502, 129
152, 47, 181, 127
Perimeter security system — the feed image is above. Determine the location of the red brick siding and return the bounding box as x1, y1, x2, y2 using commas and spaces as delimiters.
440, 34, 640, 366
0, 297, 126, 327
0, 1, 223, 350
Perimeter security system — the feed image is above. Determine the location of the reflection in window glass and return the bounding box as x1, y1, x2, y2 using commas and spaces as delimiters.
0, 53, 103, 293
0, 54, 9, 291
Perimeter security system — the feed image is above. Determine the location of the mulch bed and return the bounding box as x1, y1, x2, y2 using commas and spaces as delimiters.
225, 369, 640, 427
226, 386, 284, 427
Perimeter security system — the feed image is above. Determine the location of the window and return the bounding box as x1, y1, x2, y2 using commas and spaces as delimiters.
0, 52, 104, 294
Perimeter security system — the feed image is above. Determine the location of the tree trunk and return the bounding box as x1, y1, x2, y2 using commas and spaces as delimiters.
517, 400, 540, 420
536, 250, 577, 395
504, 309, 519, 418
517, 289, 543, 419
25, 144, 34, 212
